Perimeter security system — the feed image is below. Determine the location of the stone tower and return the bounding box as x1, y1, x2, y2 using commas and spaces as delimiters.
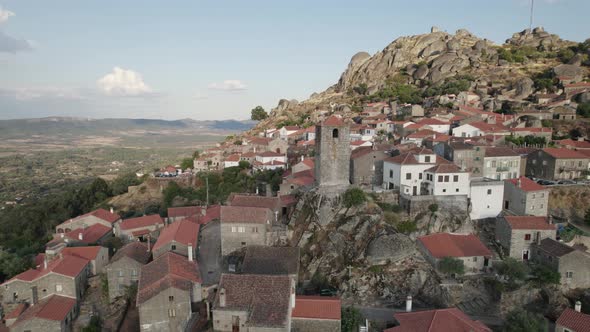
315, 115, 351, 188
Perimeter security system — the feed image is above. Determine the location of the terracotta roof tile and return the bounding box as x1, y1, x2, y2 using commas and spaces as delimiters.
424, 164, 465, 174
484, 147, 519, 157
137, 252, 201, 304
556, 139, 590, 149
418, 233, 492, 258
64, 224, 111, 244
12, 295, 76, 326
504, 216, 555, 230
228, 194, 281, 211
292, 296, 341, 320
385, 308, 491, 332
556, 308, 590, 332
111, 242, 151, 264
152, 218, 200, 253
58, 208, 120, 227
8, 255, 88, 282
61, 246, 103, 261
167, 206, 202, 218
323, 115, 344, 126
214, 274, 291, 328
120, 215, 164, 231
505, 176, 546, 192
220, 206, 273, 224
543, 148, 588, 159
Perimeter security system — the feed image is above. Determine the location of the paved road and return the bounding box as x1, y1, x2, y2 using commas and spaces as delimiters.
197, 219, 221, 286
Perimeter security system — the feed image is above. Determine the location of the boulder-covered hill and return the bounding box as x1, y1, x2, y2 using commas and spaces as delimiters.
249, 26, 586, 133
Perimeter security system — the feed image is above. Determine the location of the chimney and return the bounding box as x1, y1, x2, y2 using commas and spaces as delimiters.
548, 215, 553, 225
536, 232, 541, 245
201, 207, 207, 216
110, 207, 114, 214
406, 295, 413, 312
188, 243, 194, 262
78, 232, 83, 241
517, 177, 522, 188
301, 155, 304, 162
575, 301, 582, 312
43, 257, 48, 270
147, 235, 151, 252
291, 285, 296, 309
219, 288, 226, 307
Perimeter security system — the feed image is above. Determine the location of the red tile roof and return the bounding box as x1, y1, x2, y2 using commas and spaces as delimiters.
323, 115, 344, 126
111, 242, 151, 264
301, 158, 315, 168
120, 215, 164, 231
220, 206, 272, 224
228, 194, 281, 211
418, 233, 492, 258
65, 224, 111, 244
152, 218, 200, 252
565, 82, 590, 88
9, 255, 88, 282
385, 151, 449, 166
556, 308, 590, 332
257, 151, 284, 157
504, 216, 555, 230
469, 122, 509, 133
385, 308, 491, 332
4, 303, 27, 320
12, 295, 76, 326
556, 139, 590, 149
407, 129, 438, 139
280, 194, 298, 206
292, 296, 341, 320
484, 147, 520, 157
424, 164, 465, 174
416, 118, 450, 125
505, 176, 546, 192
290, 176, 316, 187
543, 148, 588, 159
168, 206, 202, 218
59, 208, 120, 226
137, 252, 201, 304
61, 246, 103, 261
225, 154, 241, 162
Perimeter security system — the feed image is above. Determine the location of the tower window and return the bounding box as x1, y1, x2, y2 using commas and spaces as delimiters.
332, 128, 339, 138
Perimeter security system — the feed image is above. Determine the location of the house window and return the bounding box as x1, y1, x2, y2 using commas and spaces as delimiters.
491, 161, 497, 168
389, 170, 393, 178
453, 175, 459, 182
238, 227, 246, 233
169, 296, 174, 302
118, 270, 124, 277
425, 156, 431, 163
332, 129, 339, 138
456, 188, 459, 192
406, 173, 411, 180
532, 159, 536, 164
566, 271, 573, 278
252, 227, 258, 233
419, 173, 423, 180
542, 160, 547, 165
532, 194, 536, 199
541, 193, 545, 198
131, 269, 138, 277
487, 189, 492, 195
231, 226, 237, 233
171, 245, 176, 250
531, 205, 535, 210
168, 309, 176, 317
438, 175, 443, 182
473, 257, 478, 262
444, 176, 449, 182
241, 242, 246, 246
442, 189, 446, 193
56, 284, 63, 292
524, 234, 531, 241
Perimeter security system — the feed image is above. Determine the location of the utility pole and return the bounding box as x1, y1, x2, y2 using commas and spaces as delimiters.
529, 0, 535, 31
206, 176, 209, 207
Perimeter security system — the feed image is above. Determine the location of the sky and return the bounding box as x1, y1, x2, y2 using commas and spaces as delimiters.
0, 0, 588, 121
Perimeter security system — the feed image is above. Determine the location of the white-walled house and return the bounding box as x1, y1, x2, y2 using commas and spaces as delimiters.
383, 148, 448, 196
223, 154, 241, 168
422, 164, 470, 196
483, 147, 521, 180
452, 122, 509, 137
279, 126, 300, 140
253, 151, 287, 171
469, 178, 504, 220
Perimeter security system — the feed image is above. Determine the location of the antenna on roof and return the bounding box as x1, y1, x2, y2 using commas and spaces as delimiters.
529, 0, 535, 31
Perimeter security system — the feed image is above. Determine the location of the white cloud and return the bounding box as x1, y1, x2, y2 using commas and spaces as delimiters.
97, 67, 154, 97
208, 80, 247, 91
0, 86, 85, 100
0, 6, 15, 23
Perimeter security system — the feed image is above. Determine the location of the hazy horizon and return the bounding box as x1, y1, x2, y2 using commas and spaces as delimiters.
1, 0, 589, 121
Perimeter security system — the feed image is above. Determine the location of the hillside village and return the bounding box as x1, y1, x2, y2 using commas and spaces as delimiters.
3, 27, 590, 332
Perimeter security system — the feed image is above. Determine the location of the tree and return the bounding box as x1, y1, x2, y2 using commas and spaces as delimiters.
192, 150, 200, 159
353, 83, 368, 95
532, 265, 560, 285
110, 172, 142, 195
251, 106, 268, 121
577, 102, 590, 118
504, 309, 548, 332
81, 316, 102, 332
342, 188, 367, 209
341, 306, 363, 332
584, 208, 590, 226
496, 257, 529, 282
238, 161, 250, 169
438, 256, 465, 276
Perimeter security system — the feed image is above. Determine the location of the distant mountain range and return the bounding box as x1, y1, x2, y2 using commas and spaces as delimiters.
0, 117, 256, 138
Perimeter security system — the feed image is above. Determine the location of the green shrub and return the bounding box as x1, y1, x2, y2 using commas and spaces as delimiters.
438, 256, 465, 275
396, 220, 417, 234
342, 188, 367, 208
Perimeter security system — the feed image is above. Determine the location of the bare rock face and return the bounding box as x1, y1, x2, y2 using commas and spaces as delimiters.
512, 77, 535, 100
553, 64, 585, 82
506, 27, 567, 51
335, 28, 489, 91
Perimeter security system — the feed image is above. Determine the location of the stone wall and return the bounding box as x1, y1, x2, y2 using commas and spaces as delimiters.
221, 222, 268, 256
139, 287, 192, 332
106, 257, 142, 301
315, 122, 350, 188
400, 194, 468, 217
291, 318, 340, 332
2, 271, 87, 305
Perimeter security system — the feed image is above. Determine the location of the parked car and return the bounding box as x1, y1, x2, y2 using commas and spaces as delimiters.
557, 180, 576, 185
537, 179, 555, 186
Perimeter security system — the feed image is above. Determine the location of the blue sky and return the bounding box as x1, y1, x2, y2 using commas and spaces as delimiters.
0, 0, 588, 120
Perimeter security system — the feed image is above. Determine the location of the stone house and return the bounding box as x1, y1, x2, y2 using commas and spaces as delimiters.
167, 206, 202, 223
532, 238, 590, 289
118, 214, 165, 241
349, 146, 390, 187
503, 176, 549, 216
495, 216, 556, 260
220, 206, 275, 256
483, 147, 521, 180
433, 141, 485, 177
469, 178, 504, 220
291, 157, 314, 174
382, 148, 449, 195
61, 246, 109, 276
422, 164, 470, 196
55, 208, 121, 235
6, 295, 78, 332
556, 304, 590, 332
212, 274, 294, 332
137, 252, 202, 332
509, 127, 553, 141
452, 121, 509, 138
417, 233, 493, 275
106, 242, 150, 301
50, 223, 113, 247
384, 308, 491, 332
152, 218, 199, 259
291, 296, 341, 332
526, 148, 590, 180
246, 137, 289, 154
552, 105, 577, 120
279, 169, 315, 195
554, 138, 590, 151
1, 255, 89, 305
